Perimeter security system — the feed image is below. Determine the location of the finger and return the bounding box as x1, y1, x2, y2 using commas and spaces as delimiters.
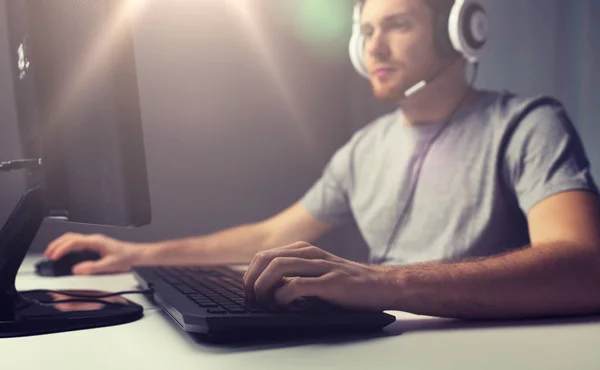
49, 237, 99, 260
243, 241, 311, 281
46, 238, 77, 259
45, 233, 80, 257
253, 258, 332, 302
273, 276, 327, 306
243, 246, 327, 301
49, 235, 107, 260
276, 241, 313, 250
72, 256, 125, 275
244, 244, 314, 289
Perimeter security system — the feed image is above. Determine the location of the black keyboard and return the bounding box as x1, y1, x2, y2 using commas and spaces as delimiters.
133, 265, 397, 338
152, 266, 336, 314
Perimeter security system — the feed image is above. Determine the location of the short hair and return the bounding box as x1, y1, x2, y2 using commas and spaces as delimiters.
357, 0, 454, 18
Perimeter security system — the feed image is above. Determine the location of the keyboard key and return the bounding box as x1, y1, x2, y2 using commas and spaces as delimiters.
247, 307, 268, 313
223, 306, 247, 314
160, 275, 180, 284
197, 302, 218, 308
174, 285, 196, 294
155, 266, 316, 316
206, 309, 227, 314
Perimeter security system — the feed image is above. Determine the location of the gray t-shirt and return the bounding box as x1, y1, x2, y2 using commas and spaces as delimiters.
301, 90, 599, 265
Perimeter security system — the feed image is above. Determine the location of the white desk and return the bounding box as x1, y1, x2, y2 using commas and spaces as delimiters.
4, 255, 600, 370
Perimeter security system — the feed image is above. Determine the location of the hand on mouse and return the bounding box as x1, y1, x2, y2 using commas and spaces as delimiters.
44, 233, 145, 275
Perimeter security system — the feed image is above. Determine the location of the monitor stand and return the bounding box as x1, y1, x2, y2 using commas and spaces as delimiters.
0, 187, 143, 338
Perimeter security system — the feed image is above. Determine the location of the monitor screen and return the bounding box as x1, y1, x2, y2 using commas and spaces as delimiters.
5, 0, 151, 227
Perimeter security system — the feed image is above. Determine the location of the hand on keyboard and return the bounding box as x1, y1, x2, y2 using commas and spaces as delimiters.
242, 241, 396, 312
154, 266, 340, 315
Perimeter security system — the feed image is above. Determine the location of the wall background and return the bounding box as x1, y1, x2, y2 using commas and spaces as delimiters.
0, 0, 597, 261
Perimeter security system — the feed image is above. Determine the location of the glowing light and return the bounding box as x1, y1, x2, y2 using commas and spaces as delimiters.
224, 0, 318, 152
285, 0, 352, 60
50, 0, 147, 127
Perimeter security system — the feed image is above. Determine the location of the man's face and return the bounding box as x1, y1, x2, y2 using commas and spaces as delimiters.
360, 0, 443, 101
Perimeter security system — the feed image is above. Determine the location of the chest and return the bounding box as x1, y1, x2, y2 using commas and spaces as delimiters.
349, 128, 507, 235
357, 128, 497, 196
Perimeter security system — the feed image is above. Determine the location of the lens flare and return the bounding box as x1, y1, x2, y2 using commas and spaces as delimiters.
50, 0, 147, 127
224, 0, 321, 154
290, 0, 351, 60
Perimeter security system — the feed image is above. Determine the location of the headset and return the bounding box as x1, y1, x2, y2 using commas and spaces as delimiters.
349, 0, 489, 97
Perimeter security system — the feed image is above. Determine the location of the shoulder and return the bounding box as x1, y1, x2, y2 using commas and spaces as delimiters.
482, 89, 573, 138
470, 90, 580, 157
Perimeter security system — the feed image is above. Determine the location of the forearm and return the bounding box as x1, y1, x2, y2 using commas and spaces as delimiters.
387, 243, 600, 319
138, 222, 278, 266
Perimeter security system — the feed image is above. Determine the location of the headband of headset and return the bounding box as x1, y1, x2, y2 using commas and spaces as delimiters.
349, 0, 489, 78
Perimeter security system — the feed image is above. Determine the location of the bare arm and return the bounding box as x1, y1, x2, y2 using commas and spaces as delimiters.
143, 201, 333, 266
386, 191, 600, 319
45, 201, 333, 274
244, 191, 600, 320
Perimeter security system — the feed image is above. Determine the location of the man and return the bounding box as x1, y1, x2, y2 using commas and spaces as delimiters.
44, 0, 600, 319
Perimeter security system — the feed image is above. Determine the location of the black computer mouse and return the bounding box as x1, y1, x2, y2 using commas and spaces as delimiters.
35, 250, 102, 277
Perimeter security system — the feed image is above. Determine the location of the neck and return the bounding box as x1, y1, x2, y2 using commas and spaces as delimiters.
399, 61, 476, 127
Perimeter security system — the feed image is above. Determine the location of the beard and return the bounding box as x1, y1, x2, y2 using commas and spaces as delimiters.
367, 64, 422, 102
371, 82, 403, 102
370, 77, 413, 102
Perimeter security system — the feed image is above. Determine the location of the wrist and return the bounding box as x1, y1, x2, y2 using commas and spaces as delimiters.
129, 242, 161, 266
380, 264, 460, 315
375, 265, 409, 311
130, 238, 213, 267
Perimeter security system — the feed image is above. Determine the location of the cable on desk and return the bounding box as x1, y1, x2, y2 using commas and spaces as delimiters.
27, 288, 154, 299
34, 298, 125, 307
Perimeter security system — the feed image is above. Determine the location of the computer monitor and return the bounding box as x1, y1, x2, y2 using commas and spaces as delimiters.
5, 0, 151, 226
0, 0, 150, 336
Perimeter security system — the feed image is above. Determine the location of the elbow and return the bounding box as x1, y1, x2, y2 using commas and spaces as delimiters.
576, 245, 600, 312
590, 247, 600, 292
584, 244, 600, 281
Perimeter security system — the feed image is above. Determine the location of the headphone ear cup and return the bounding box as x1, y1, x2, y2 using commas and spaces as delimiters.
349, 27, 369, 78
349, 2, 369, 79
448, 0, 488, 63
